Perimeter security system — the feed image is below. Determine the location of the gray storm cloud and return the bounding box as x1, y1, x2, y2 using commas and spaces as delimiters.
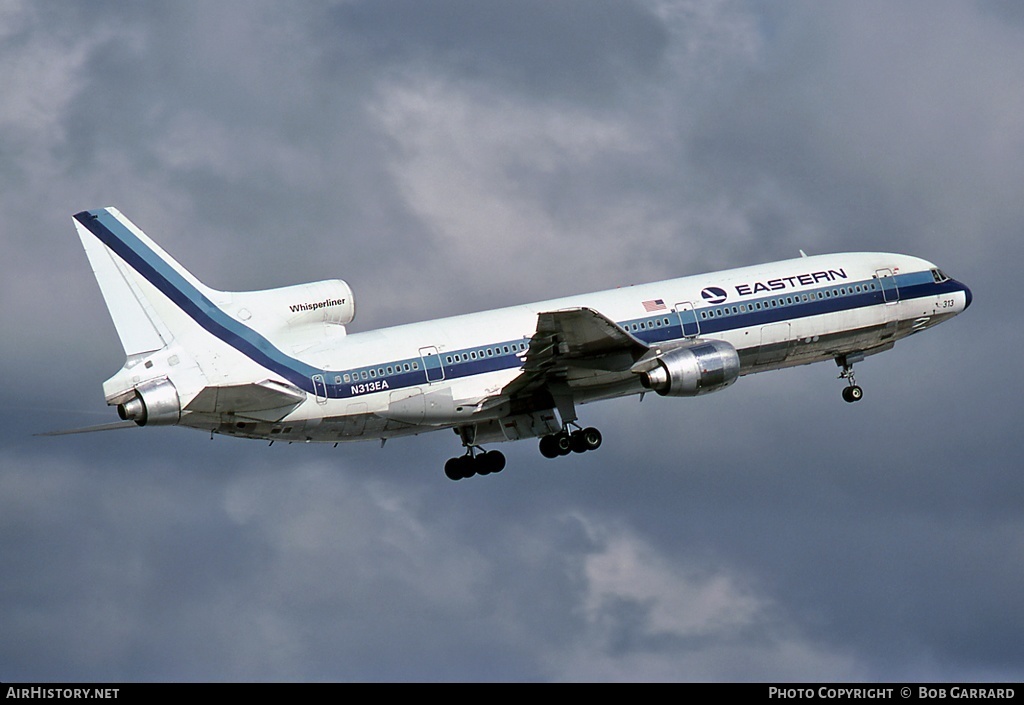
1, 0, 1020, 681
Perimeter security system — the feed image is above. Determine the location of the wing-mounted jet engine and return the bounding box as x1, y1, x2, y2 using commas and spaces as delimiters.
633, 339, 740, 397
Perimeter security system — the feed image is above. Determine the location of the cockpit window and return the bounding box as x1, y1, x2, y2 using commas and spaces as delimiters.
931, 268, 950, 283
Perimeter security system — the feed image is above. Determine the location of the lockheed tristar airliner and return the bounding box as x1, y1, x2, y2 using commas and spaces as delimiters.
68, 208, 971, 480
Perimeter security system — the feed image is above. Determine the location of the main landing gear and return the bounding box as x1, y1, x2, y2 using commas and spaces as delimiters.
443, 425, 603, 480
539, 425, 602, 459
444, 447, 506, 481
836, 354, 864, 403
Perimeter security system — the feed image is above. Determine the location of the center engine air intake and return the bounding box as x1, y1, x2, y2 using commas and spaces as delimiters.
639, 340, 741, 397
116, 378, 181, 426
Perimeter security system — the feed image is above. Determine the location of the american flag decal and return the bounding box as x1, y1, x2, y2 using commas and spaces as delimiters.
642, 298, 667, 312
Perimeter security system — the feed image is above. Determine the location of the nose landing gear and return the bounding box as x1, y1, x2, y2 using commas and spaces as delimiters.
836, 353, 864, 403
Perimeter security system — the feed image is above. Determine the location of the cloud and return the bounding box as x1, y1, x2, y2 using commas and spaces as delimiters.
540, 516, 863, 681
1, 0, 1022, 682
0, 448, 870, 681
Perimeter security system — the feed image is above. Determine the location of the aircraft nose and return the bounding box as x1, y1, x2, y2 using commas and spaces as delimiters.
962, 283, 973, 310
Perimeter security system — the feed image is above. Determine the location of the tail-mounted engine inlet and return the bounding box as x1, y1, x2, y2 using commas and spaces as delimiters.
116, 378, 181, 426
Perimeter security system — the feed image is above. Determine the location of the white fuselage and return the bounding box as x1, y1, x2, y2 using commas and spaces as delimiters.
194, 252, 969, 444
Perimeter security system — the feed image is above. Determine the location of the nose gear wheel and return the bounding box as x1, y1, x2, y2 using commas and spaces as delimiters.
836, 354, 864, 403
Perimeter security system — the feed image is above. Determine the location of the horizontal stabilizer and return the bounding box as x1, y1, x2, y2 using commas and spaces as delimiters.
35, 421, 139, 436
184, 379, 306, 414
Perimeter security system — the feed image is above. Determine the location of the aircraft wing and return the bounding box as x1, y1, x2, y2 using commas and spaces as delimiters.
498, 307, 648, 408
525, 307, 647, 370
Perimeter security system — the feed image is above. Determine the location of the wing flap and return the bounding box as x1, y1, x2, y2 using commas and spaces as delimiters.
501, 307, 648, 404
527, 307, 647, 371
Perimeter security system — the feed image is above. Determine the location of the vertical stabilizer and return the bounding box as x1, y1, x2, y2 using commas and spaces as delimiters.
72, 207, 322, 405
73, 208, 215, 358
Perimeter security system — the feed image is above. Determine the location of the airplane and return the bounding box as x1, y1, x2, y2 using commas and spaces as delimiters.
68, 207, 972, 480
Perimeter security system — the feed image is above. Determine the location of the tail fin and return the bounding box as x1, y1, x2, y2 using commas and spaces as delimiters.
73, 207, 216, 357
73, 208, 334, 417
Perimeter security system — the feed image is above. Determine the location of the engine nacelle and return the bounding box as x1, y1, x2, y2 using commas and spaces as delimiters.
639, 340, 740, 397
227, 279, 355, 331
277, 279, 355, 328
116, 378, 181, 426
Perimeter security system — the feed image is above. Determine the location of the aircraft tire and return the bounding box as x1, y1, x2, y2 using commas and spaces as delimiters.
570, 431, 589, 453
444, 457, 463, 481
539, 435, 560, 458
843, 385, 864, 403
555, 431, 572, 456
457, 455, 476, 479
582, 427, 602, 451
481, 450, 506, 474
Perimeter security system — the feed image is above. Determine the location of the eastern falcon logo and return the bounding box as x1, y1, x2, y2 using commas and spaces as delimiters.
701, 287, 728, 304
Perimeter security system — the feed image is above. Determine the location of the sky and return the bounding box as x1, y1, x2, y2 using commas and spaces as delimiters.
1, 0, 1022, 682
